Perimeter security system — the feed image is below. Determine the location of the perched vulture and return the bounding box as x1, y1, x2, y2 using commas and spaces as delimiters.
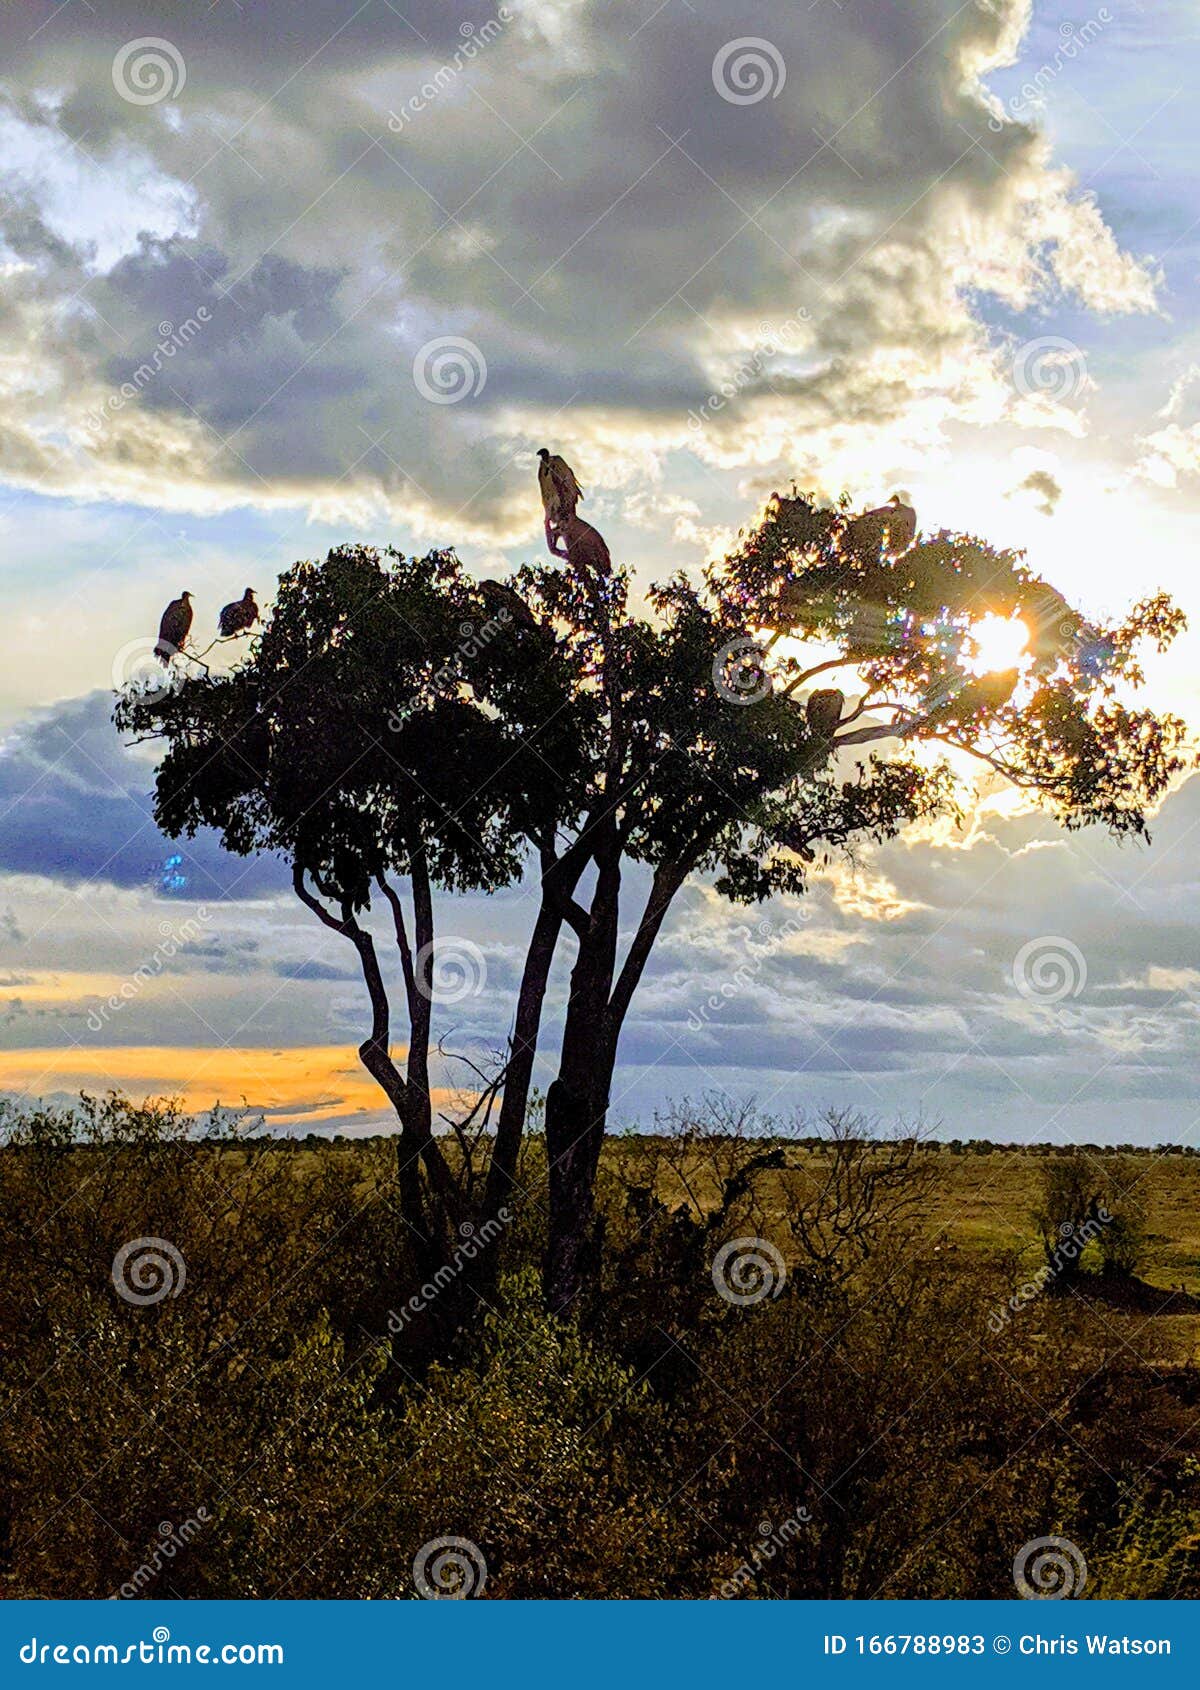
1022, 582, 1093, 676
218, 587, 259, 638
557, 513, 612, 579
155, 592, 194, 666
806, 687, 845, 740
478, 577, 543, 634
537, 447, 584, 523
845, 492, 916, 559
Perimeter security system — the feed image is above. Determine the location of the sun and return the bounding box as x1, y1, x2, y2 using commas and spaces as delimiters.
963, 613, 1031, 677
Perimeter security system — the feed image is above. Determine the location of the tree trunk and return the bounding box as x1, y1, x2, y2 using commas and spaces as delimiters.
543, 860, 688, 1314
484, 898, 566, 1217
543, 855, 621, 1314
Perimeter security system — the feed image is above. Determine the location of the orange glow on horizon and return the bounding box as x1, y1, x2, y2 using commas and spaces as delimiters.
0, 1045, 455, 1126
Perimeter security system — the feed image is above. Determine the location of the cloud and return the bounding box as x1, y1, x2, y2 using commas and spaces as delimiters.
0, 0, 1160, 538
0, 691, 287, 898
1008, 467, 1062, 513
3, 683, 1200, 1139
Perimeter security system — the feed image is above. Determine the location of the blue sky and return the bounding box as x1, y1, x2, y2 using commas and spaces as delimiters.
2, 0, 1200, 1140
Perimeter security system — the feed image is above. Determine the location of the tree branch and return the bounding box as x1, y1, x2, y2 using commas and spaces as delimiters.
608, 859, 688, 1035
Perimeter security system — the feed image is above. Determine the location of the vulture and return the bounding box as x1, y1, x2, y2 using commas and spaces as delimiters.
555, 513, 612, 579
537, 447, 584, 524
845, 492, 916, 559
478, 578, 543, 635
806, 687, 845, 740
155, 592, 194, 666
218, 587, 259, 638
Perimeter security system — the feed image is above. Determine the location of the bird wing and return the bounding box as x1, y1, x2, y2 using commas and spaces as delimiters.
538, 459, 557, 512
889, 505, 916, 550
550, 456, 583, 504
159, 599, 191, 647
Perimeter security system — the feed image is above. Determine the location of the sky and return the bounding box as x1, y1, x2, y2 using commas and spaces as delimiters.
1, 0, 1200, 1142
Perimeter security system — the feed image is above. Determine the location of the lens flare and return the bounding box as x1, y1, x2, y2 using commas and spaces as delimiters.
964, 613, 1030, 676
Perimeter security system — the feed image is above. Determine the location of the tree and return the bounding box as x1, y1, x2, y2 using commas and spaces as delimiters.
516, 492, 1187, 1309
117, 545, 557, 1282
119, 493, 1188, 1318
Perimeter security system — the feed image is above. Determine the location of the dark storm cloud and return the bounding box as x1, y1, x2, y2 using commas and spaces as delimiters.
0, 692, 286, 898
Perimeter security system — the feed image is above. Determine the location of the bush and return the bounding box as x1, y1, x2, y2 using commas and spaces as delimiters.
1033, 1151, 1148, 1285
0, 1095, 1197, 1599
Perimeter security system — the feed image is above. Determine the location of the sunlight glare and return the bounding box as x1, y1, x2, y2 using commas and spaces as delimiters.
963, 613, 1030, 677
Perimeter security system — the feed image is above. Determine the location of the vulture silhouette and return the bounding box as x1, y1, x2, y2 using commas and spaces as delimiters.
478, 578, 544, 635
155, 592, 194, 666
537, 448, 584, 525
845, 492, 916, 559
805, 687, 845, 740
219, 588, 259, 638
552, 512, 612, 578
